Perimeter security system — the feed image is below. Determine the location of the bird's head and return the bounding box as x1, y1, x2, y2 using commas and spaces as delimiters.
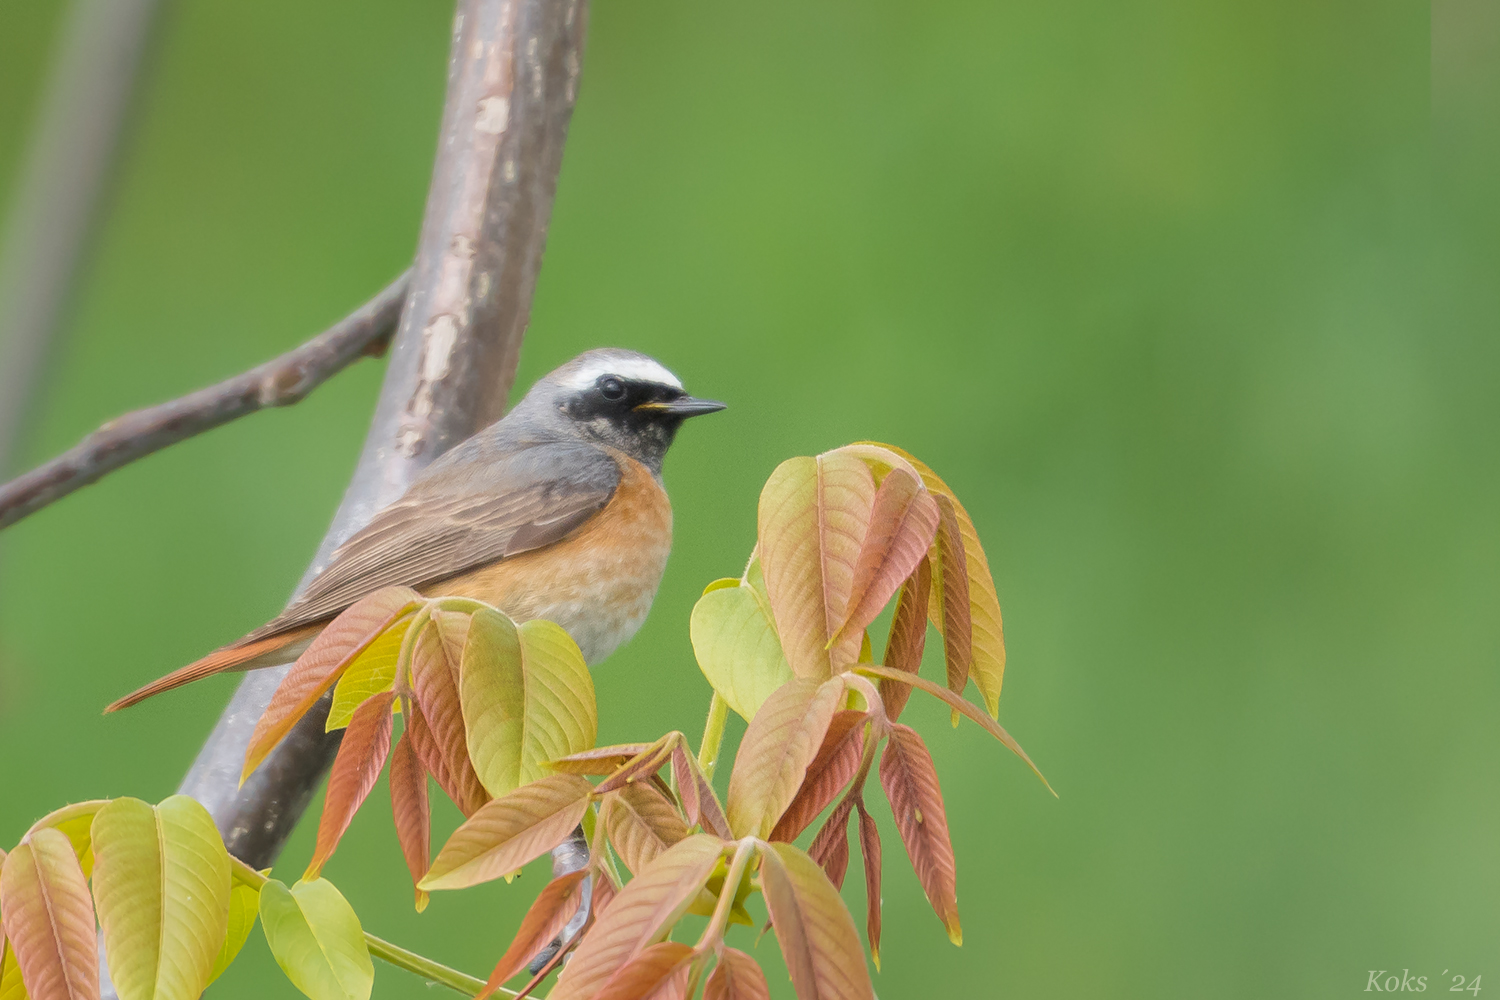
514, 349, 725, 472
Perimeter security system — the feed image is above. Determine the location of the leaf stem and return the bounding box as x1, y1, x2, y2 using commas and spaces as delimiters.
365, 931, 508, 998
697, 839, 756, 949
698, 692, 729, 781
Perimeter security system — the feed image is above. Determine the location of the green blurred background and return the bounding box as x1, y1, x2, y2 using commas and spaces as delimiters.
1, 1, 1495, 997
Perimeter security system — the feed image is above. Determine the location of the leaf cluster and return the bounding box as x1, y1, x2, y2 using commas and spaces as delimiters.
0, 440, 1048, 1000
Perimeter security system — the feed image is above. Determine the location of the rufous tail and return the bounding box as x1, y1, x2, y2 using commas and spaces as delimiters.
104, 622, 324, 713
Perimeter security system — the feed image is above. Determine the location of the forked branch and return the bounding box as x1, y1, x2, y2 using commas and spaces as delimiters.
0, 270, 411, 531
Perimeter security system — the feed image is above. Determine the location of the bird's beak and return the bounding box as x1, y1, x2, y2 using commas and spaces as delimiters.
636, 397, 727, 417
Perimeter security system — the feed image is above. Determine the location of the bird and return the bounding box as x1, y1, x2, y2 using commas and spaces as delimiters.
106, 348, 725, 712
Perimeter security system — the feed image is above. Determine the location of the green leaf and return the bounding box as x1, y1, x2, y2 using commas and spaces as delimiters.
460, 611, 599, 799
690, 556, 794, 722
0, 936, 25, 1000
327, 616, 412, 730
0, 828, 98, 1000
259, 878, 373, 1000
91, 795, 232, 1000
207, 880, 260, 987
725, 677, 845, 839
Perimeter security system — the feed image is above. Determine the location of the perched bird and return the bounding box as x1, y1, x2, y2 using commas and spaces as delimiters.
107, 348, 724, 712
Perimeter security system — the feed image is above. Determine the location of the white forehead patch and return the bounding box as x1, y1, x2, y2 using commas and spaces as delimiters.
561, 356, 684, 392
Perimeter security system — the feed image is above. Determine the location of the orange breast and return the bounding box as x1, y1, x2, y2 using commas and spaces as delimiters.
421, 451, 673, 665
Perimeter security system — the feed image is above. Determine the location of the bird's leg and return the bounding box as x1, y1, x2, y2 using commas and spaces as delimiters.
529, 825, 591, 974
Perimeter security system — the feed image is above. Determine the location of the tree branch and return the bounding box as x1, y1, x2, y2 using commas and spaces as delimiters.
176, 0, 590, 870
0, 269, 411, 531
0, 0, 164, 475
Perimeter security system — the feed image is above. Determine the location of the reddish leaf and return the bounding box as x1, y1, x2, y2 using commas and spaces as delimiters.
591, 872, 619, 922
929, 495, 972, 703
593, 736, 678, 797
602, 783, 690, 876
422, 774, 595, 890
670, 747, 700, 828
0, 828, 99, 1000
854, 802, 882, 968
475, 870, 589, 999
388, 728, 431, 911
758, 454, 877, 680
410, 613, 489, 815
704, 948, 770, 1000
854, 664, 1051, 792
592, 941, 694, 1000
858, 443, 1007, 717
806, 800, 853, 890
878, 724, 960, 944
671, 745, 730, 839
880, 559, 930, 722
242, 587, 421, 781
550, 836, 725, 1000
547, 744, 655, 776
769, 711, 867, 843
835, 468, 939, 663
306, 690, 395, 879
726, 678, 845, 839
758, 842, 874, 1000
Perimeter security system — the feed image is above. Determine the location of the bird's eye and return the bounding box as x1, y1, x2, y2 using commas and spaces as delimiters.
599, 377, 625, 400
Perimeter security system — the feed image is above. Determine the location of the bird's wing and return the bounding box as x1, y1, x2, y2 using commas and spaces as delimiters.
248, 440, 621, 639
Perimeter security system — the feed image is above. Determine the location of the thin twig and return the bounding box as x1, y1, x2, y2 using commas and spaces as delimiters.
0, 0, 164, 475
0, 270, 411, 531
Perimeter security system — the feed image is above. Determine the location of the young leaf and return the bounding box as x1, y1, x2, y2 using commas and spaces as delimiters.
243, 587, 421, 781
671, 744, 731, 839
757, 842, 874, 1000
834, 467, 939, 663
690, 559, 795, 721
0, 828, 98, 1000
758, 454, 877, 680
90, 796, 232, 1000
592, 736, 677, 797
475, 871, 588, 999
704, 948, 770, 1000
410, 613, 489, 815
806, 800, 853, 890
880, 559, 930, 722
550, 836, 725, 1000
854, 803, 882, 968
24, 802, 109, 881
601, 783, 689, 876
0, 933, 25, 1000
387, 729, 431, 912
725, 677, 844, 839
853, 665, 1051, 792
207, 879, 260, 987
929, 495, 973, 703
306, 691, 397, 879
769, 710, 866, 843
592, 941, 694, 1000
421, 774, 594, 891
545, 744, 654, 776
878, 725, 959, 944
857, 443, 1006, 717
462, 613, 599, 798
258, 878, 373, 1000
327, 615, 413, 730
